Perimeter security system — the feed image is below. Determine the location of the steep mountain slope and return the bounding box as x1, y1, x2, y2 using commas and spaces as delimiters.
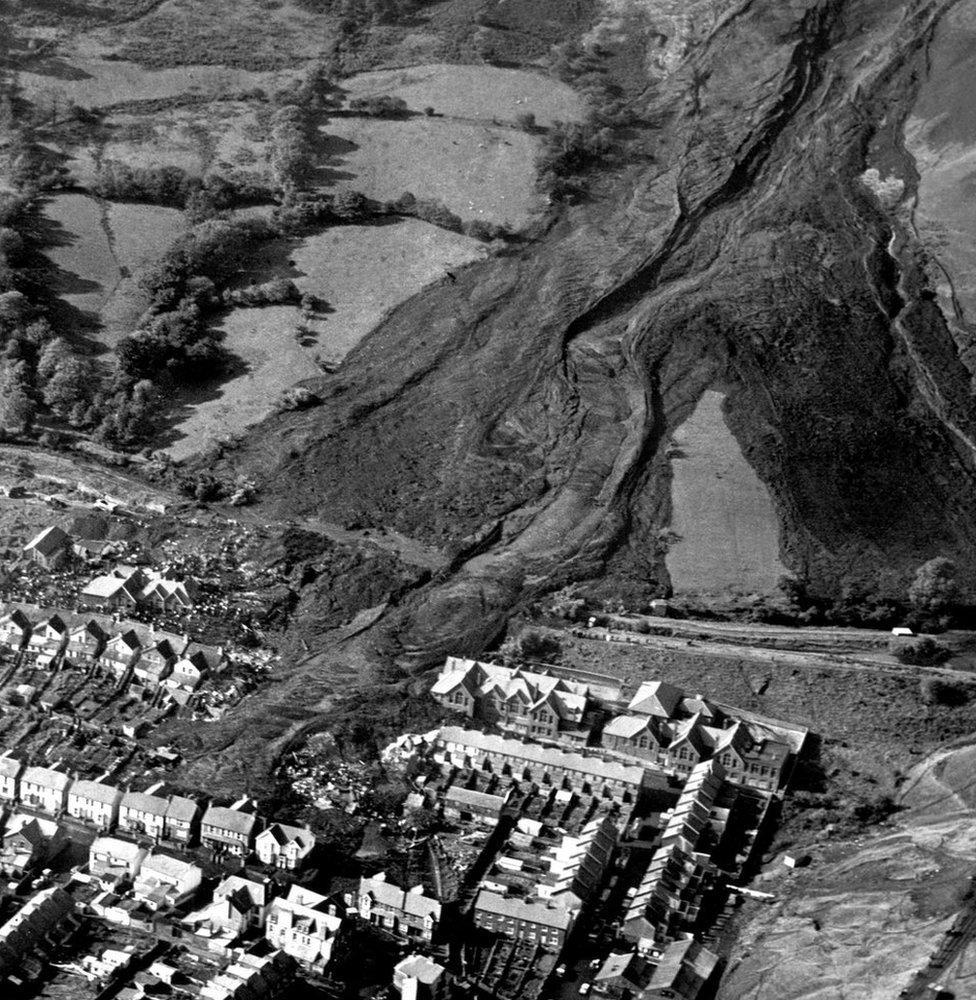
197, 0, 976, 774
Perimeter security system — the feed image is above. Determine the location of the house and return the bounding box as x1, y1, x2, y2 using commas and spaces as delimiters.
64, 619, 108, 666
645, 938, 721, 1000
393, 955, 447, 1000
601, 715, 668, 763
119, 789, 169, 840
185, 874, 273, 943
167, 656, 205, 692
133, 853, 203, 908
0, 886, 78, 977
66, 780, 122, 830
435, 726, 648, 802
24, 526, 73, 569
592, 951, 650, 1000
358, 875, 441, 943
141, 578, 195, 612
201, 803, 259, 857
472, 890, 575, 950
81, 576, 139, 612
627, 681, 684, 719
431, 657, 590, 741
0, 756, 23, 802
255, 823, 315, 871
441, 785, 510, 826
133, 637, 181, 686
164, 795, 201, 845
81, 946, 136, 981
20, 765, 71, 815
25, 614, 68, 666
197, 949, 296, 1000
265, 885, 343, 972
89, 836, 147, 880
102, 629, 143, 679
0, 814, 65, 876
0, 609, 32, 652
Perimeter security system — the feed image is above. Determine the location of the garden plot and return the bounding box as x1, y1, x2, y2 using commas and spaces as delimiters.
342, 64, 586, 125
667, 389, 786, 595
322, 116, 540, 227
164, 218, 486, 459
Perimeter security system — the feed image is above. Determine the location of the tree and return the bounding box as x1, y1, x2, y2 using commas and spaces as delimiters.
0, 360, 35, 434
920, 676, 968, 706
516, 631, 562, 663
36, 337, 72, 383
515, 111, 537, 132
897, 637, 952, 667
42, 355, 93, 417
909, 557, 958, 615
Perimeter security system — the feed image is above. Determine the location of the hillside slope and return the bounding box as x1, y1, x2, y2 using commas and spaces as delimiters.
196, 0, 976, 769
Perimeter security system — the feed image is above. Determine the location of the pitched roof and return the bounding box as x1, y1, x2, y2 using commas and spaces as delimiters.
22, 766, 70, 792
359, 877, 441, 921
474, 889, 573, 930
437, 727, 647, 788
121, 791, 169, 816
443, 785, 506, 811
140, 852, 201, 883
165, 796, 200, 822
91, 837, 145, 863
70, 780, 122, 805
0, 756, 23, 779
258, 822, 314, 851
202, 805, 258, 836
82, 576, 135, 599
603, 715, 653, 740
395, 955, 445, 985
627, 680, 683, 719
25, 526, 71, 556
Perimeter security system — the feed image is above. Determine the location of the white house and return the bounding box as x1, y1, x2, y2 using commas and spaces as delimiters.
118, 789, 169, 841
20, 765, 71, 815
66, 780, 122, 830
255, 823, 315, 871
133, 852, 203, 907
0, 756, 23, 802
265, 885, 343, 972
89, 836, 147, 880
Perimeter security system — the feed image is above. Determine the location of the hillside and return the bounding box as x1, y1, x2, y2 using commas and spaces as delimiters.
215, 0, 976, 655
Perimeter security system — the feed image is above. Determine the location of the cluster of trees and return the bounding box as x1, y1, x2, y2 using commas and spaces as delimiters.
92, 162, 271, 219
116, 217, 276, 382
270, 104, 319, 192
536, 119, 614, 203
294, 0, 432, 24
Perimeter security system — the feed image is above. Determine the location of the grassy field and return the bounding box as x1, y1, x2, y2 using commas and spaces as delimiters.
18, 56, 296, 109
42, 193, 121, 329
163, 305, 314, 461
667, 390, 786, 595
342, 64, 585, 125
99, 203, 186, 346
164, 218, 485, 458
290, 219, 486, 364
323, 116, 541, 227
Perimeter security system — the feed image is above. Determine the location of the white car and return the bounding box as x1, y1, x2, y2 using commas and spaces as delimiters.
579, 984, 591, 996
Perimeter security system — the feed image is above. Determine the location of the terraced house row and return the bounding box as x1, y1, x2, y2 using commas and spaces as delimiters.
0, 755, 315, 866
431, 658, 805, 793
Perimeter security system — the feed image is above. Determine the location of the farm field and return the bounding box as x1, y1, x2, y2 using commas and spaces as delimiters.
164, 218, 486, 459
341, 64, 586, 124
163, 305, 314, 461
290, 219, 487, 364
322, 116, 540, 226
18, 56, 296, 109
42, 193, 120, 328
99, 202, 186, 346
667, 389, 786, 595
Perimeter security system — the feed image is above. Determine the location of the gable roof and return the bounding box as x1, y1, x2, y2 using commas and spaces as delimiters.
25, 526, 71, 556
165, 796, 200, 822
474, 889, 573, 929
202, 805, 258, 837
603, 715, 653, 740
258, 822, 314, 851
22, 766, 70, 792
122, 790, 169, 816
82, 576, 135, 600
70, 780, 122, 805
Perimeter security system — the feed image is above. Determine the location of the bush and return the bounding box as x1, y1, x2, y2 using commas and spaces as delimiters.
349, 94, 410, 118
278, 386, 321, 411
222, 278, 300, 308
896, 637, 952, 666
920, 677, 969, 706
517, 631, 562, 663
